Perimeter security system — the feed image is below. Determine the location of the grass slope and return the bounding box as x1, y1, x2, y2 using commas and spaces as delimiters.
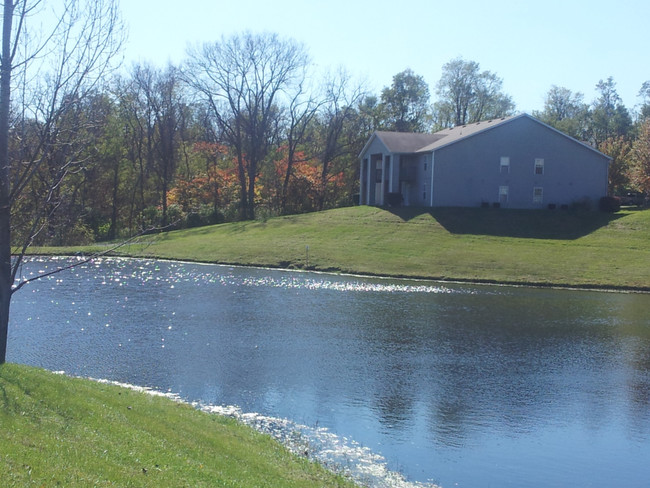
40, 206, 650, 290
0, 363, 356, 487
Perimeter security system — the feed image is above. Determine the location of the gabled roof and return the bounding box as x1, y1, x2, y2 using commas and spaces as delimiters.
372, 131, 444, 153
358, 131, 442, 157
417, 115, 518, 152
360, 114, 611, 160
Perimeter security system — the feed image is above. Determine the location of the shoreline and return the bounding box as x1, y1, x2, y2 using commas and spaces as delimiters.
25, 252, 650, 294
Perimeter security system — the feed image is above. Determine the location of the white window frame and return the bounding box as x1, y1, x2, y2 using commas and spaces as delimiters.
500, 156, 510, 174
498, 185, 509, 203
533, 186, 543, 203
534, 158, 544, 175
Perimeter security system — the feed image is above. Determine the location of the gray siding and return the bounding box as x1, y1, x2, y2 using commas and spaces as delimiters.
431, 116, 609, 209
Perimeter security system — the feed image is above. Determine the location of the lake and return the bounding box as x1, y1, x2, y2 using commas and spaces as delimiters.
7, 257, 650, 488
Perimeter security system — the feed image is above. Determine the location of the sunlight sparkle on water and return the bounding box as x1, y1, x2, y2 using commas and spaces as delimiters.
17, 256, 464, 296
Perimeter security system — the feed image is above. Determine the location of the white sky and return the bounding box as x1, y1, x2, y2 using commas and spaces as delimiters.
120, 0, 649, 114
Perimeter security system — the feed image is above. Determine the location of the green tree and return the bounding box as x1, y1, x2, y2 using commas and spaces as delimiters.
591, 77, 632, 146
533, 85, 590, 140
356, 95, 385, 134
380, 69, 432, 132
433, 57, 515, 128
638, 81, 650, 121
78, 92, 128, 241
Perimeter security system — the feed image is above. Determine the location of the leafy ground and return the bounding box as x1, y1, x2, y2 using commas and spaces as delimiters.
41, 205, 650, 290
0, 363, 356, 487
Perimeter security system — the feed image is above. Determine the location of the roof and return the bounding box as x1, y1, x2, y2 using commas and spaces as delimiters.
360, 114, 611, 160
373, 131, 444, 153
418, 115, 517, 152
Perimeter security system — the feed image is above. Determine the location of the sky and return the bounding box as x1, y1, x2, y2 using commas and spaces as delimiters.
120, 0, 649, 115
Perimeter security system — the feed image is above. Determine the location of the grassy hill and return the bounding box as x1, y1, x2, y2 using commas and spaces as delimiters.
0, 363, 356, 487
39, 206, 650, 290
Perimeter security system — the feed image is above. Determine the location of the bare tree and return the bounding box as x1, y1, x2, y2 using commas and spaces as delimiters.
0, 0, 124, 364
314, 69, 366, 211
279, 75, 320, 214
184, 32, 309, 220
128, 64, 185, 227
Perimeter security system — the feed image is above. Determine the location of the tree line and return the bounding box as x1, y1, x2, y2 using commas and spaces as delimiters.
8, 26, 650, 248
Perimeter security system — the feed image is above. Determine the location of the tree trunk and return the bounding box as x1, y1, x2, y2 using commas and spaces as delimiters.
280, 149, 294, 214
0, 1, 14, 364
247, 168, 256, 220
235, 149, 248, 220
109, 159, 120, 240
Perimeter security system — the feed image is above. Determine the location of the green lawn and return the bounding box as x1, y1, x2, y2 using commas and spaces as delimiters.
0, 363, 356, 487
39, 205, 650, 290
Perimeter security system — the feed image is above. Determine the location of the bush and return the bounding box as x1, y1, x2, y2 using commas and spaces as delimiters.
599, 196, 621, 213
186, 206, 224, 228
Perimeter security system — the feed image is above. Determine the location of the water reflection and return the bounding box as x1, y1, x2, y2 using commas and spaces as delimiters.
8, 257, 650, 488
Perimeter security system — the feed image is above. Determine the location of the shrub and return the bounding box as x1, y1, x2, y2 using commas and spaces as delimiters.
599, 196, 621, 213
186, 206, 224, 228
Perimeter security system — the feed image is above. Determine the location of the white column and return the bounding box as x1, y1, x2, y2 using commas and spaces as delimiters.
367, 157, 373, 204
430, 152, 435, 207
381, 155, 387, 205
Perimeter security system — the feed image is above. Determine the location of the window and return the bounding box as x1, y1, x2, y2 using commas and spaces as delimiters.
534, 158, 544, 175
499, 185, 509, 203
375, 168, 382, 183
500, 156, 510, 174
533, 187, 543, 203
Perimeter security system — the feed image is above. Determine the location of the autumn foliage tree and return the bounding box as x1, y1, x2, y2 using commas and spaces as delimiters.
599, 136, 633, 195
630, 119, 650, 197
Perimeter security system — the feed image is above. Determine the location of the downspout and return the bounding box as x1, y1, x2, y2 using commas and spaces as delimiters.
430, 152, 435, 207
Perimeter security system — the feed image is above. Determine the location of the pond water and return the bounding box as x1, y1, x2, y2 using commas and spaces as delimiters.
7, 257, 650, 488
